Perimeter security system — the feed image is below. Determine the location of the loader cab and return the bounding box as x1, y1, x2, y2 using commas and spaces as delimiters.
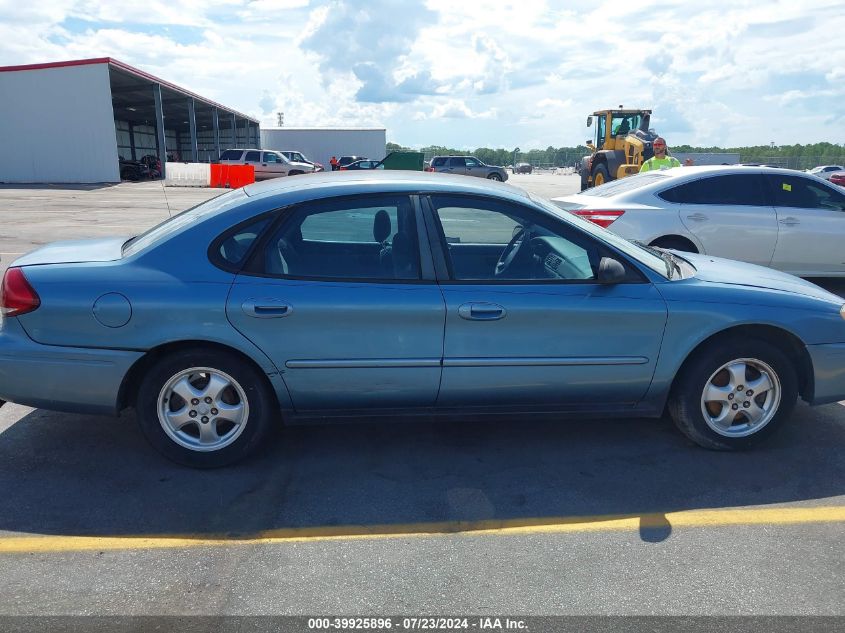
588, 112, 608, 150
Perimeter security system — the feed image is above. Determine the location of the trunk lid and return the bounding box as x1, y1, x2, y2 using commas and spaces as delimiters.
12, 237, 129, 267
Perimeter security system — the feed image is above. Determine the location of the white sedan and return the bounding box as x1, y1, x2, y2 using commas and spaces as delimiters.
551, 165, 845, 277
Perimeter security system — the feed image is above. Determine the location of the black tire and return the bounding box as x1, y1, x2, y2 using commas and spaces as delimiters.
580, 171, 590, 191
668, 339, 798, 450
650, 236, 698, 253
288, 170, 303, 176
136, 349, 277, 468
487, 173, 503, 181
591, 163, 610, 187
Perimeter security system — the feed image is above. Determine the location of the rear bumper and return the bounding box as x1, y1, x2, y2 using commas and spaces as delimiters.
806, 342, 845, 405
0, 318, 143, 415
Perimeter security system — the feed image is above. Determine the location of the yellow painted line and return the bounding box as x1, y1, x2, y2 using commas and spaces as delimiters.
0, 506, 843, 554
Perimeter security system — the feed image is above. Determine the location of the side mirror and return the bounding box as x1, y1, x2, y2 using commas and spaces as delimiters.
597, 257, 626, 284
587, 116, 593, 127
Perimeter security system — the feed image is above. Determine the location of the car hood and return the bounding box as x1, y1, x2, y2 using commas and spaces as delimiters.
288, 161, 312, 169
12, 237, 128, 267
681, 252, 842, 303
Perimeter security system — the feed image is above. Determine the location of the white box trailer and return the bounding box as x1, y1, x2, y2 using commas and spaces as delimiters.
260, 128, 386, 170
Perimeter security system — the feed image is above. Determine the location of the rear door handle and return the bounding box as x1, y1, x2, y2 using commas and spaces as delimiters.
242, 299, 293, 318
458, 302, 507, 321
779, 217, 800, 226
686, 213, 708, 221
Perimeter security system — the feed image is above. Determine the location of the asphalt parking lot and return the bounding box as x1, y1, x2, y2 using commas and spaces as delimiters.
0, 173, 844, 616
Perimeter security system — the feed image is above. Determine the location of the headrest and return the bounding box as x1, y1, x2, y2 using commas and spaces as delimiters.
373, 209, 391, 243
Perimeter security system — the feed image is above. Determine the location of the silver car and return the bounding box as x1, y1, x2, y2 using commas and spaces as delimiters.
428, 156, 508, 182
551, 165, 845, 277
219, 149, 315, 180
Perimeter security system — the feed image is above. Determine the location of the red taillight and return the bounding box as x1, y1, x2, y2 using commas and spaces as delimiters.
0, 267, 40, 317
339, 166, 348, 171
425, 167, 434, 172
572, 209, 625, 228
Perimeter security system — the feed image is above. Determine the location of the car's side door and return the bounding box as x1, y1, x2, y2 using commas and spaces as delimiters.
464, 157, 484, 178
423, 194, 668, 409
667, 173, 779, 266
443, 157, 467, 175
765, 174, 845, 275
261, 152, 288, 178
243, 150, 264, 179
225, 194, 445, 412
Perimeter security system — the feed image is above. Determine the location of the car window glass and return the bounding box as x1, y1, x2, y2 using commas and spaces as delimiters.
219, 150, 242, 161
430, 195, 600, 282
582, 172, 668, 197
465, 158, 480, 168
262, 152, 278, 163
448, 158, 466, 168
123, 189, 247, 257
659, 174, 766, 205
262, 195, 420, 280
244, 151, 260, 162
431, 157, 447, 167
218, 217, 270, 266
767, 175, 845, 211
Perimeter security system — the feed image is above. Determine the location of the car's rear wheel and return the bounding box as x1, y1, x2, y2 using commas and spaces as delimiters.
669, 339, 798, 450
136, 349, 276, 467
487, 173, 502, 181
288, 170, 304, 176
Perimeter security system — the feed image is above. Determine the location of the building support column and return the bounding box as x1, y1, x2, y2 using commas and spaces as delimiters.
212, 107, 221, 160
231, 114, 237, 148
128, 122, 137, 160
188, 97, 198, 163
153, 84, 167, 179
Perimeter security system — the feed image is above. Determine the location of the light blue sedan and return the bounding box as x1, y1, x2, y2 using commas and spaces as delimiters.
1, 172, 844, 467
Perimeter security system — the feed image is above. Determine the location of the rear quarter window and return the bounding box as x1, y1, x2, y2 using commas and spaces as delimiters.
219, 150, 242, 161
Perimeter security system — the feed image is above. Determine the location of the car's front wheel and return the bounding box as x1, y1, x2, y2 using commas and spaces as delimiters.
136, 349, 277, 467
487, 173, 502, 181
669, 339, 798, 450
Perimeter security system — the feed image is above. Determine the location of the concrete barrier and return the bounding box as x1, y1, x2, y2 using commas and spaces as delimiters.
164, 162, 211, 187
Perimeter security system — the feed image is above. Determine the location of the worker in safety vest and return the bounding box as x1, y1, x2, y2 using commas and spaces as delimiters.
640, 137, 681, 172
330, 156, 339, 171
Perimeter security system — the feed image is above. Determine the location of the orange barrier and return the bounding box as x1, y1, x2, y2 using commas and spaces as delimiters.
210, 164, 255, 189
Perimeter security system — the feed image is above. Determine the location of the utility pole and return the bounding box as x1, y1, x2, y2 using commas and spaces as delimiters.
277, 112, 284, 127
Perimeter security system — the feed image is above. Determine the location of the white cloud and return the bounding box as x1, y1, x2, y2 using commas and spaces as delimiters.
0, 1, 842, 148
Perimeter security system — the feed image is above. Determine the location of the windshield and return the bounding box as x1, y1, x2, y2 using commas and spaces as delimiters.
579, 172, 669, 197
530, 193, 669, 277
122, 189, 246, 257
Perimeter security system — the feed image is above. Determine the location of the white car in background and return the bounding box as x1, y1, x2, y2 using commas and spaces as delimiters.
550, 166, 845, 277
218, 149, 315, 180
806, 165, 844, 181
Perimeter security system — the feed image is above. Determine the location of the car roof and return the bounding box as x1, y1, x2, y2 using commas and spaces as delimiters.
242, 169, 529, 201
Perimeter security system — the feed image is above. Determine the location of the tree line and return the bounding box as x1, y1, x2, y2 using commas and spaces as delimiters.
387, 142, 845, 169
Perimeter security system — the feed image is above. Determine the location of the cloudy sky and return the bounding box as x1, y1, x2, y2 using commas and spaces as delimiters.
1, 0, 843, 150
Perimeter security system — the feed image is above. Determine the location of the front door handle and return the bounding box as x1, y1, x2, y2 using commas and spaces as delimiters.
779, 217, 800, 226
458, 302, 507, 321
686, 213, 708, 221
242, 299, 293, 318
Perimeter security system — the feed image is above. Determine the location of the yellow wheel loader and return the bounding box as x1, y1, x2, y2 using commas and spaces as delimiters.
579, 107, 658, 191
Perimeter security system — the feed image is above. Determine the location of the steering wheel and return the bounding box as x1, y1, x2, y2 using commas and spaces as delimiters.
494, 226, 529, 277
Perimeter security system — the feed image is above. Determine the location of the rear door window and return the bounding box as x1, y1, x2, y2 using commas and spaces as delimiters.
244, 151, 260, 162
659, 174, 767, 205
765, 175, 845, 211
448, 158, 467, 168
219, 150, 242, 161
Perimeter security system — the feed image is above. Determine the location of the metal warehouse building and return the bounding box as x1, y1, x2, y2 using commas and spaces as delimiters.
0, 58, 259, 183
261, 128, 387, 171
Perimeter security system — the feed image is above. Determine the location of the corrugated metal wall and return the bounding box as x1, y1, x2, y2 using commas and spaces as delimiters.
0, 64, 120, 183
260, 129, 387, 170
